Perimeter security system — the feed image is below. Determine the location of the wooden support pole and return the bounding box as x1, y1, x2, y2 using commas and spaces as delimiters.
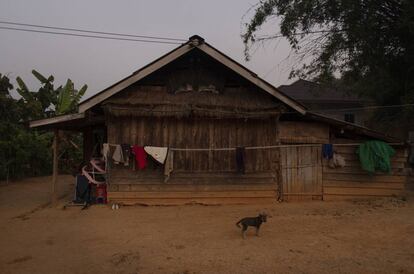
83, 127, 93, 162
51, 129, 59, 205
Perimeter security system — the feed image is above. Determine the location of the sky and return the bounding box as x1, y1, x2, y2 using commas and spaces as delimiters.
0, 0, 298, 101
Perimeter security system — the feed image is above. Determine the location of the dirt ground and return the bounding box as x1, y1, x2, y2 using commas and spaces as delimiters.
0, 176, 414, 274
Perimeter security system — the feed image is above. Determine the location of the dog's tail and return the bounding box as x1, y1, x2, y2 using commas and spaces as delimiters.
236, 220, 241, 228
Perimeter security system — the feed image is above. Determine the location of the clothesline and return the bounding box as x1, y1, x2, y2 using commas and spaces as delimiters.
104, 142, 404, 152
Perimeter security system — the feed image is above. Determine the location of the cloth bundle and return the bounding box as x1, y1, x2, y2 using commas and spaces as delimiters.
356, 140, 395, 173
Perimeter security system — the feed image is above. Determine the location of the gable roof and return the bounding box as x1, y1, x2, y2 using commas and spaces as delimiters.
78, 35, 306, 114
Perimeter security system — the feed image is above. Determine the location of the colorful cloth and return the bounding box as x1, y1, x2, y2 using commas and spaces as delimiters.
144, 146, 168, 164
121, 144, 131, 166
132, 146, 147, 170
236, 147, 246, 174
356, 141, 395, 173
322, 144, 333, 159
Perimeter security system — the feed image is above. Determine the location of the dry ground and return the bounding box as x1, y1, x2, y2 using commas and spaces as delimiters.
0, 176, 414, 274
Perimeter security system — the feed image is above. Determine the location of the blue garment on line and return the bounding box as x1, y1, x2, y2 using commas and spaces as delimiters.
322, 144, 333, 159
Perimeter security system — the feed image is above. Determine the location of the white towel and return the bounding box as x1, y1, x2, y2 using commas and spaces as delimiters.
144, 146, 168, 164
112, 145, 123, 164
102, 143, 110, 161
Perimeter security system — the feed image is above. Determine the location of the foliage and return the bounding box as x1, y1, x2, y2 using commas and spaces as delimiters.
56, 79, 87, 115
0, 72, 87, 181
242, 0, 414, 136
16, 70, 87, 119
242, 0, 414, 100
0, 74, 52, 180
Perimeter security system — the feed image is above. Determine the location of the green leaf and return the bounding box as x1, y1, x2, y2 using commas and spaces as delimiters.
32, 70, 48, 84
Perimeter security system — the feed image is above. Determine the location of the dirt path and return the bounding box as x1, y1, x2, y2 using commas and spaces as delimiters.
1, 176, 414, 274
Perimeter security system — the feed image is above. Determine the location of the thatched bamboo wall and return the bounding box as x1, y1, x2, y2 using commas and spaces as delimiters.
103, 85, 284, 119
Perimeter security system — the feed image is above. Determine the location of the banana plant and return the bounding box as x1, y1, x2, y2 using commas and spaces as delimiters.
55, 79, 87, 115
16, 70, 88, 119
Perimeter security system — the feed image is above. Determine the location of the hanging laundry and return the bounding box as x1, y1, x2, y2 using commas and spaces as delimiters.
164, 150, 174, 182
102, 143, 110, 161
112, 144, 124, 164
322, 144, 334, 159
144, 146, 168, 164
356, 140, 395, 173
121, 144, 131, 166
236, 147, 246, 174
328, 153, 346, 168
132, 145, 147, 170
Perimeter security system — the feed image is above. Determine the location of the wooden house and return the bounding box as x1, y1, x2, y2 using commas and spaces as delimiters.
30, 35, 410, 205
278, 79, 373, 125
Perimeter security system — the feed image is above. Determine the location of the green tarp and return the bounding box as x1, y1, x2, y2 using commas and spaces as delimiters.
356, 141, 395, 174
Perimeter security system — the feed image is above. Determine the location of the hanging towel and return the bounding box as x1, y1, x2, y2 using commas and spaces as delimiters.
132, 145, 147, 170
112, 145, 124, 164
322, 144, 334, 159
356, 140, 395, 173
144, 146, 168, 164
121, 144, 131, 166
164, 150, 174, 182
236, 147, 246, 174
102, 143, 110, 161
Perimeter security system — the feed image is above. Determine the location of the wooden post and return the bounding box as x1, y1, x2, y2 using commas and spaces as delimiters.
83, 127, 93, 162
51, 129, 59, 205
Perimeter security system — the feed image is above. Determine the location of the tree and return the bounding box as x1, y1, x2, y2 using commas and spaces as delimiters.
0, 72, 88, 181
242, 1, 414, 105
0, 74, 52, 180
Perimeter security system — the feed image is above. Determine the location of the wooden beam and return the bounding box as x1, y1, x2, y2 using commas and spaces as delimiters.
29, 113, 85, 128
51, 129, 59, 205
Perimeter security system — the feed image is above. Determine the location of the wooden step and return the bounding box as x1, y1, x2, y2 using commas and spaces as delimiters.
108, 197, 277, 206
108, 183, 277, 192
108, 189, 277, 205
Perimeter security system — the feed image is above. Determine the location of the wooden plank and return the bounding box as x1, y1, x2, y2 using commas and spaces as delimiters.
323, 194, 399, 201
322, 155, 408, 164
126, 183, 277, 192
323, 173, 407, 183
108, 190, 276, 199
323, 187, 403, 196
333, 146, 408, 158
322, 159, 406, 169
30, 112, 85, 128
108, 197, 276, 206
208, 121, 214, 171
322, 166, 407, 175
323, 181, 405, 189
